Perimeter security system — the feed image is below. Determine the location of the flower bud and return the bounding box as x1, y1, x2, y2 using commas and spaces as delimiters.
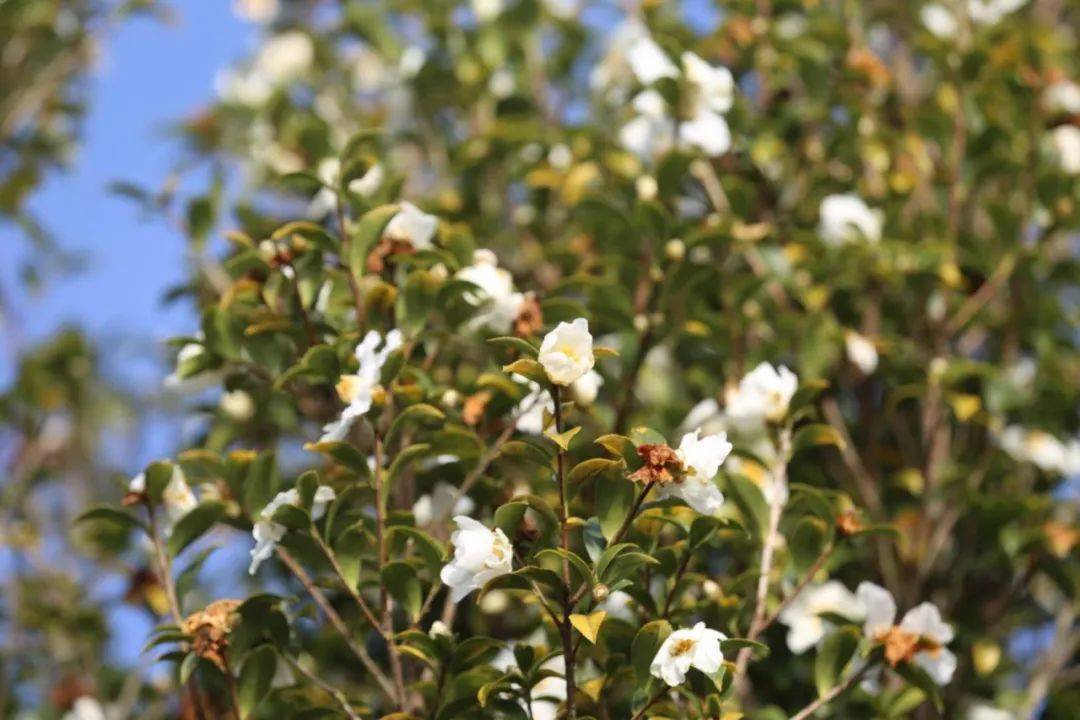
664, 238, 686, 262
592, 584, 610, 602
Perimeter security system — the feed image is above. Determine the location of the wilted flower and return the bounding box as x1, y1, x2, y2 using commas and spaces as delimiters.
457, 249, 526, 334
412, 481, 475, 527
856, 582, 956, 685
650, 622, 726, 686
538, 318, 595, 386
440, 516, 513, 602
778, 581, 864, 654
1050, 125, 1080, 175
725, 362, 799, 426
249, 486, 336, 574
655, 430, 732, 515
845, 330, 879, 374
818, 193, 883, 245
182, 598, 242, 671
320, 330, 404, 442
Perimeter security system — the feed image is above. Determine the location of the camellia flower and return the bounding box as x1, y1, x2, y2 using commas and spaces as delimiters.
538, 318, 595, 386
679, 52, 735, 157
412, 481, 475, 527
724, 362, 799, 426
626, 34, 680, 86
1050, 125, 1080, 175
818, 193, 884, 245
778, 581, 865, 654
845, 330, 879, 374
650, 622, 726, 686
619, 90, 676, 160
856, 582, 957, 685
249, 486, 336, 574
440, 516, 513, 602
385, 201, 438, 250
456, 249, 526, 334
920, 4, 958, 39
998, 426, 1069, 474
320, 330, 404, 442
655, 430, 733, 516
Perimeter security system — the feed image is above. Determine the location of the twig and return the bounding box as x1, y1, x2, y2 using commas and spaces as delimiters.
374, 435, 410, 709
788, 662, 872, 720
275, 546, 399, 703
1020, 605, 1079, 720
629, 687, 667, 720
552, 385, 578, 719
309, 528, 385, 635
280, 651, 362, 720
757, 543, 835, 634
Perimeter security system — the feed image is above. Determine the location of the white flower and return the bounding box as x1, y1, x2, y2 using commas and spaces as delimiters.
998, 426, 1068, 473
818, 193, 884, 245
233, 0, 278, 23
347, 163, 385, 198
538, 318, 595, 386
650, 622, 726, 686
778, 581, 864, 654
967, 704, 1015, 720
619, 90, 676, 160
440, 516, 513, 602
1044, 81, 1080, 115
967, 0, 1027, 26
63, 697, 106, 720
472, 0, 503, 22
384, 201, 438, 250
569, 369, 604, 406
429, 620, 451, 637
254, 31, 314, 84
320, 330, 404, 442
514, 380, 554, 434
1050, 125, 1080, 175
920, 4, 958, 39
529, 656, 568, 720
627, 36, 680, 86
679, 110, 732, 157
456, 249, 526, 333
856, 582, 957, 685
724, 362, 799, 426
249, 486, 336, 574
162, 466, 197, 525
682, 52, 734, 114
220, 389, 255, 421
413, 481, 475, 527
658, 430, 732, 515
845, 330, 879, 374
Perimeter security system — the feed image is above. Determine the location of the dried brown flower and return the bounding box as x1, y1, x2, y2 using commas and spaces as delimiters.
366, 237, 416, 273
628, 444, 683, 485
462, 391, 492, 426
514, 294, 544, 337
836, 509, 865, 537
182, 599, 242, 671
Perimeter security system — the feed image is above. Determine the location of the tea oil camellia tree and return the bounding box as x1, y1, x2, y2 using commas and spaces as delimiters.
69, 0, 1080, 719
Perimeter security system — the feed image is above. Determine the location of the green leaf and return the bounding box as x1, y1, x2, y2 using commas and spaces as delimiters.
595, 472, 636, 541
567, 457, 624, 486
75, 505, 148, 534
720, 638, 770, 658
305, 441, 373, 481
726, 475, 769, 538
789, 516, 830, 573
168, 501, 227, 557
386, 403, 446, 446
382, 562, 423, 621
347, 203, 399, 280
387, 443, 431, 482
387, 526, 446, 574
792, 423, 846, 454
502, 358, 548, 385
493, 502, 527, 536
242, 453, 277, 517
544, 424, 581, 451
238, 645, 277, 718
631, 620, 672, 681
895, 662, 944, 712
815, 626, 860, 697
144, 460, 176, 504
486, 336, 539, 358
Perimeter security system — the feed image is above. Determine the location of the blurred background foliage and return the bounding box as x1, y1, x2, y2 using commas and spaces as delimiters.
2, 0, 1079, 718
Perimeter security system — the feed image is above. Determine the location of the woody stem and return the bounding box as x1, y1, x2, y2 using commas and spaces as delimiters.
552, 384, 577, 719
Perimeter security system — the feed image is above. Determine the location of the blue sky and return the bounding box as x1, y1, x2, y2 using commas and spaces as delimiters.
1, 2, 252, 398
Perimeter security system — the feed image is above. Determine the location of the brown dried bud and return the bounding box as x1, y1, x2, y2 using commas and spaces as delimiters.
462, 391, 492, 427
366, 236, 416, 273
182, 599, 242, 671
628, 444, 683, 485
836, 509, 864, 537
513, 294, 544, 338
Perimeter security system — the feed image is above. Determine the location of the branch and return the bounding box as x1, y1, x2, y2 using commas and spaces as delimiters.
551, 384, 579, 719
789, 662, 872, 720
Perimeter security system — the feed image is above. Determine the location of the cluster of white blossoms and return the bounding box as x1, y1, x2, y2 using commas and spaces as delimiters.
320, 329, 404, 442
920, 0, 1027, 38
655, 429, 733, 516
998, 426, 1080, 477
216, 30, 315, 106
650, 622, 726, 686
249, 485, 336, 574
456, 249, 527, 334
440, 515, 514, 602
818, 193, 884, 245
